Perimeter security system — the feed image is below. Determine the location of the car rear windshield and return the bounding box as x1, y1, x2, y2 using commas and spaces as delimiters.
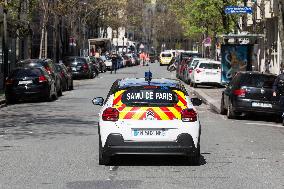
64, 58, 86, 65
197, 63, 220, 69
121, 87, 179, 107
161, 53, 172, 57
240, 74, 276, 88
10, 68, 42, 78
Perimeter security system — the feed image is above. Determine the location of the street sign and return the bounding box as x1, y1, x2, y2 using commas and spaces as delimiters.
225, 6, 253, 14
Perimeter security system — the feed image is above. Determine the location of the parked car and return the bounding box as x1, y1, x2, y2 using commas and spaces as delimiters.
184, 58, 208, 84
176, 57, 190, 80
55, 63, 73, 91
5, 67, 57, 103
149, 53, 157, 63
125, 53, 136, 66
117, 55, 124, 68
122, 55, 132, 67
132, 54, 140, 65
90, 57, 107, 73
100, 55, 112, 70
220, 72, 281, 119
62, 56, 93, 79
17, 59, 63, 96
190, 60, 221, 88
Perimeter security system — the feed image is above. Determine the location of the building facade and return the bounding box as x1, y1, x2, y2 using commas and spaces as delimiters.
244, 0, 283, 74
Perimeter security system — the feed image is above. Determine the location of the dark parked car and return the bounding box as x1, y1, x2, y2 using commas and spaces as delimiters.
90, 57, 106, 73
55, 63, 73, 91
5, 67, 57, 103
17, 59, 63, 96
62, 56, 94, 79
122, 55, 132, 67
220, 72, 282, 120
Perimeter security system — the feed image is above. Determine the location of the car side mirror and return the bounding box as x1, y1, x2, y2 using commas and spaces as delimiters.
92, 97, 104, 106
191, 98, 202, 106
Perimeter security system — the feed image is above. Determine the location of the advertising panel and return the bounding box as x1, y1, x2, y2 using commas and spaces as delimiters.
221, 44, 252, 84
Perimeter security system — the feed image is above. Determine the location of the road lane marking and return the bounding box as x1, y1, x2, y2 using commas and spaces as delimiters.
245, 122, 284, 128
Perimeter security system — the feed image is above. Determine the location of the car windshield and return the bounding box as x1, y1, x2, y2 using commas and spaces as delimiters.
121, 87, 179, 107
10, 68, 42, 78
241, 74, 276, 88
190, 60, 199, 68
161, 53, 172, 57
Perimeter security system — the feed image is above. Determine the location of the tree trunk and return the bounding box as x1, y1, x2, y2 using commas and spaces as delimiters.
39, 25, 45, 59
279, 1, 284, 70
39, 0, 49, 59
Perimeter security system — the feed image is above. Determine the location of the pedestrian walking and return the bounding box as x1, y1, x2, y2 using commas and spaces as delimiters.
111, 54, 118, 74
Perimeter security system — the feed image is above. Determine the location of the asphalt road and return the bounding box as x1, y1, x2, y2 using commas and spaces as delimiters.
0, 63, 283, 189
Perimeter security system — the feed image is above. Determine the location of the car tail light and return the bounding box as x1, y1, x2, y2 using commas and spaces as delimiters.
5, 78, 14, 85
181, 108, 197, 122
39, 75, 48, 83
196, 69, 202, 74
45, 66, 52, 74
233, 89, 246, 97
102, 107, 119, 121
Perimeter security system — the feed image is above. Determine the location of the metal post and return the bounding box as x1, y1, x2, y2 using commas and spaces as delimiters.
3, 0, 8, 86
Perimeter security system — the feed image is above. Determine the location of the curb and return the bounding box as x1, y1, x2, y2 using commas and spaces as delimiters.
190, 87, 221, 114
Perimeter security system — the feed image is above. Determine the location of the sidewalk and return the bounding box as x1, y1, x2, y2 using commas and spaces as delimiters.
189, 86, 224, 114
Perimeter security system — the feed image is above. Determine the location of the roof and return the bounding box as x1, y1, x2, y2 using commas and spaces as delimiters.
118, 78, 181, 88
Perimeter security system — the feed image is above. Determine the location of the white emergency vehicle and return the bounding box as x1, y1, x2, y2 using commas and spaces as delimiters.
92, 72, 202, 165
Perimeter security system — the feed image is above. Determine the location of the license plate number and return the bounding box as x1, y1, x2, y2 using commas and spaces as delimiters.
252, 102, 272, 108
18, 80, 32, 85
132, 129, 166, 136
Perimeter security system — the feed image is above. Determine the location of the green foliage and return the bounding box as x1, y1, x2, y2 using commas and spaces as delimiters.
169, 0, 239, 38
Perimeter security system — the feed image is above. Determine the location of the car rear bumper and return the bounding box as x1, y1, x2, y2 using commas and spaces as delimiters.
72, 71, 89, 78
6, 86, 49, 99
102, 133, 198, 157
233, 98, 283, 115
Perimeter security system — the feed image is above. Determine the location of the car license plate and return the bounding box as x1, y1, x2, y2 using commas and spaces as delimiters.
251, 102, 272, 108
132, 129, 166, 137
72, 67, 77, 71
18, 80, 32, 85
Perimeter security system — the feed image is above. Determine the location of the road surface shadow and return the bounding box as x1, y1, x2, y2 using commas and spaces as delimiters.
233, 113, 282, 124
109, 154, 206, 166
193, 85, 225, 89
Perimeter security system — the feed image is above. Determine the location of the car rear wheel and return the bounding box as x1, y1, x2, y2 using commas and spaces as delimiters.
46, 90, 53, 102
282, 118, 284, 126
69, 80, 74, 90
188, 143, 200, 165
220, 95, 227, 115
57, 85, 63, 97
99, 138, 111, 165
6, 95, 17, 105
227, 101, 236, 119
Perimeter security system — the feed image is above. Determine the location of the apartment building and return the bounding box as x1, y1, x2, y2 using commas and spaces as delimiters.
244, 0, 283, 74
